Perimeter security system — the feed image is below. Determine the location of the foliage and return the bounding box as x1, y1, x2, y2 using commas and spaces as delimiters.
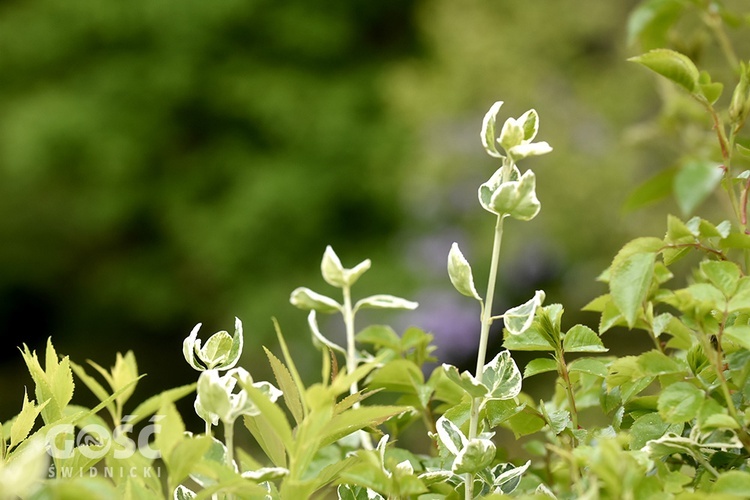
4, 1, 750, 499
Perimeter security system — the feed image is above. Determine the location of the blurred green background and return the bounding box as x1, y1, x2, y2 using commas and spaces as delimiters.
1, 0, 746, 425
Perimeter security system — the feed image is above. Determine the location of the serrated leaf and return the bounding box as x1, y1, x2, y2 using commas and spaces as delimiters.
610, 252, 656, 328
568, 358, 608, 378
447, 243, 482, 301
9, 390, 49, 450
264, 347, 304, 425
657, 382, 703, 424
629, 48, 699, 92
503, 324, 556, 351
563, 325, 608, 353
523, 358, 557, 378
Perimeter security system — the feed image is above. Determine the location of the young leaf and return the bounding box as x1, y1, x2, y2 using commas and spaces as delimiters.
354, 294, 418, 312
321, 245, 346, 288
290, 287, 342, 313
442, 364, 488, 398
481, 101, 504, 158
9, 390, 49, 451
610, 252, 656, 328
504, 290, 545, 335
447, 243, 482, 301
264, 347, 304, 425
488, 169, 541, 221
629, 48, 700, 92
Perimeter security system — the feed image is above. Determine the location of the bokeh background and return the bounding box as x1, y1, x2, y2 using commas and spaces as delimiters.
1, 0, 746, 427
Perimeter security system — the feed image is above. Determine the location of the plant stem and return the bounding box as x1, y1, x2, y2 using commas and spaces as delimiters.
556, 351, 580, 433
224, 421, 234, 469
465, 213, 506, 500
342, 284, 373, 450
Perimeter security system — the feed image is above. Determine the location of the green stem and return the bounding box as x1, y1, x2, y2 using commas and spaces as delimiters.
343, 284, 373, 450
465, 213, 506, 500
556, 350, 580, 433
224, 421, 234, 469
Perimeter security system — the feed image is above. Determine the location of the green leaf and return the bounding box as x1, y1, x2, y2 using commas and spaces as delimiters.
523, 358, 558, 378
447, 243, 482, 301
700, 81, 723, 104
673, 160, 723, 216
503, 324, 555, 351
321, 406, 408, 448
723, 325, 750, 351
630, 412, 681, 450
657, 382, 704, 424
243, 382, 294, 451
629, 48, 699, 92
9, 390, 49, 450
637, 350, 684, 376
623, 166, 677, 212
568, 358, 608, 378
264, 347, 304, 426
626, 0, 685, 48
482, 351, 522, 400
701, 261, 741, 297
610, 251, 656, 328
563, 325, 608, 353
453, 439, 496, 474
127, 383, 196, 427
155, 401, 185, 462
356, 325, 401, 352
168, 435, 213, 490
713, 471, 750, 495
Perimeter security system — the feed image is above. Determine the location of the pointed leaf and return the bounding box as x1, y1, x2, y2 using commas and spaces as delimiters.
629, 48, 699, 92
657, 382, 704, 424
321, 245, 346, 287
610, 252, 656, 328
264, 347, 304, 425
482, 351, 523, 400
563, 325, 608, 353
673, 160, 723, 215
290, 287, 342, 313
447, 243, 482, 301
435, 416, 467, 456
481, 101, 504, 158
523, 358, 558, 378
354, 294, 418, 312
504, 290, 545, 335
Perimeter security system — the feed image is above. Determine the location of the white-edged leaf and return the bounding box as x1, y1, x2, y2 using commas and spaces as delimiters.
447, 243, 482, 300
290, 287, 342, 313
482, 351, 522, 400
435, 415, 467, 456
504, 290, 545, 335
321, 245, 346, 287
354, 294, 418, 312
481, 101, 504, 158
453, 438, 496, 474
